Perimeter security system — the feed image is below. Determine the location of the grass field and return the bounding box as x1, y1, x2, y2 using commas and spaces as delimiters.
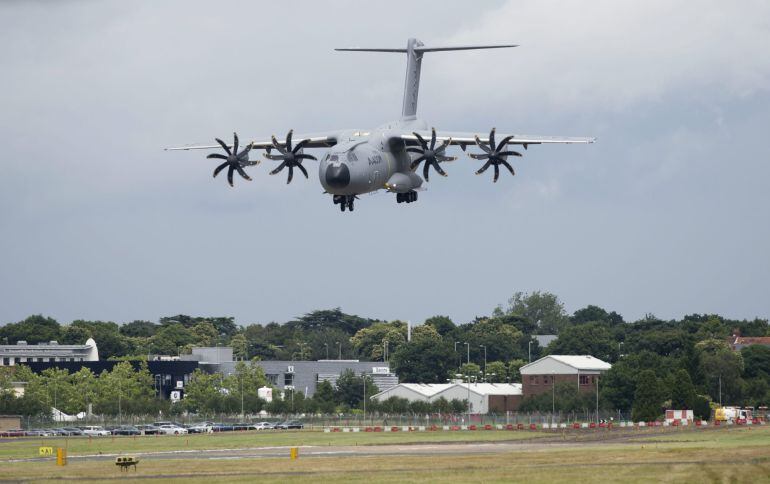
1, 426, 768, 482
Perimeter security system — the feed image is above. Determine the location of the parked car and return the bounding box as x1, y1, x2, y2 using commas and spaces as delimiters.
61, 427, 84, 436
253, 422, 275, 430
26, 429, 55, 437
136, 424, 161, 435
111, 425, 142, 436
188, 422, 214, 434
157, 424, 188, 435
211, 423, 235, 432
232, 422, 257, 431
81, 426, 111, 436
0, 429, 25, 437
275, 421, 304, 430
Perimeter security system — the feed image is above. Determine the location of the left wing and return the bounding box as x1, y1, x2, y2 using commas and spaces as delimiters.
164, 131, 339, 152
399, 129, 595, 150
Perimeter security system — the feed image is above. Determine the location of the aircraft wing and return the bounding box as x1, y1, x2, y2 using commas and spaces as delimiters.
164, 131, 339, 152
399, 130, 595, 150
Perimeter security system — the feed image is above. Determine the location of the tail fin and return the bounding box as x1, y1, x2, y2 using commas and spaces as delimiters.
336, 38, 517, 119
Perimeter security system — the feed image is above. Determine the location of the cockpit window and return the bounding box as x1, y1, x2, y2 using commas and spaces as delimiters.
330, 155, 338, 162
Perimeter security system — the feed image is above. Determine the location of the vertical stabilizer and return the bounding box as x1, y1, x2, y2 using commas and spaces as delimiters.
401, 38, 424, 119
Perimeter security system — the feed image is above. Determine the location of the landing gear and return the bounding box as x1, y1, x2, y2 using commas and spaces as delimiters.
396, 191, 418, 204
333, 194, 356, 212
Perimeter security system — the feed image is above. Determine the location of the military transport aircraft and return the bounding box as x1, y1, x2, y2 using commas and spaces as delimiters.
167, 38, 594, 212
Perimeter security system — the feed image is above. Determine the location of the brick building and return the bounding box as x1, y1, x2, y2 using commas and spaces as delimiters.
520, 355, 611, 397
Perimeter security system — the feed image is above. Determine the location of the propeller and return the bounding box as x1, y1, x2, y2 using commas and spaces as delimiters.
206, 132, 254, 187
263, 129, 317, 184
407, 127, 456, 182
470, 128, 522, 182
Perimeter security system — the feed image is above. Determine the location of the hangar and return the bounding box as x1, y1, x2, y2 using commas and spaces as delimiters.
371, 383, 522, 414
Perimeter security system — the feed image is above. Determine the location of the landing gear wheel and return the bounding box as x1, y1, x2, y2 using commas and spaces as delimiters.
333, 194, 357, 212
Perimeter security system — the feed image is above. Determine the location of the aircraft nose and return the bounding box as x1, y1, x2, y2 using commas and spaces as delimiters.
325, 163, 350, 189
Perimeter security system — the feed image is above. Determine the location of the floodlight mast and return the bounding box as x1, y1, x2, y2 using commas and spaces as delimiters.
335, 38, 517, 120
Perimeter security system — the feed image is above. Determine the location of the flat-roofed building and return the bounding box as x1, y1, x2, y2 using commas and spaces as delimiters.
0, 338, 99, 366
371, 383, 523, 414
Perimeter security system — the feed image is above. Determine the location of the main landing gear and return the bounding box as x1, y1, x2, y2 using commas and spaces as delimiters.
333, 194, 357, 212
396, 191, 418, 204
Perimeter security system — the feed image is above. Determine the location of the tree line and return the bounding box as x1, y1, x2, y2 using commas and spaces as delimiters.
1, 291, 769, 420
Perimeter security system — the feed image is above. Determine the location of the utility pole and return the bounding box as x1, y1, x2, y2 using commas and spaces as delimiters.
363, 375, 367, 425
719, 374, 722, 406
240, 373, 244, 419
464, 342, 470, 366
336, 341, 342, 360
479, 345, 487, 381
595, 376, 599, 422
324, 343, 329, 360
552, 371, 555, 425
454, 342, 460, 372
528, 340, 533, 363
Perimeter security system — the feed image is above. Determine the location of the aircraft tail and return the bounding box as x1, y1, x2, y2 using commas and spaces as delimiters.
336, 38, 517, 120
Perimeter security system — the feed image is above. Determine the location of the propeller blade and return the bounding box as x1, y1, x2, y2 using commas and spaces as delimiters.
263, 153, 286, 161
493, 163, 500, 183
475, 136, 491, 153
285, 129, 293, 152
270, 161, 287, 175
432, 160, 447, 177
207, 153, 228, 160
413, 132, 428, 149
501, 159, 515, 176
423, 161, 430, 181
235, 165, 252, 181
437, 155, 457, 162
406, 147, 423, 154
292, 139, 310, 153
215, 138, 232, 156
297, 163, 309, 179
410, 155, 427, 170
287, 165, 294, 184
469, 153, 489, 160
497, 135, 514, 151
213, 161, 229, 178
497, 150, 522, 157
294, 153, 317, 161
489, 128, 496, 151
435, 138, 451, 153
237, 142, 254, 158
271, 135, 286, 154
233, 132, 239, 155
430, 127, 437, 150
227, 165, 235, 187
476, 161, 491, 174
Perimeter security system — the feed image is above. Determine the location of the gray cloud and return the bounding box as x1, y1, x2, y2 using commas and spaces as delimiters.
0, 0, 768, 327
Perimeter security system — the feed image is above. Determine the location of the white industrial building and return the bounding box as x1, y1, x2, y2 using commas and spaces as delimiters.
0, 338, 99, 366
371, 383, 522, 414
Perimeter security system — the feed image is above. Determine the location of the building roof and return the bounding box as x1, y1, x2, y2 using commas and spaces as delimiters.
450, 383, 523, 396
520, 355, 611, 375
371, 383, 453, 400
731, 336, 770, 348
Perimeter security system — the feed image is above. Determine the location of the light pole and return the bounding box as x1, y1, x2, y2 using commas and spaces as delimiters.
383, 339, 389, 362
551, 371, 555, 425
454, 342, 461, 371
479, 345, 487, 381
464, 342, 470, 366
324, 343, 329, 360
363, 375, 367, 424
618, 342, 624, 358
240, 373, 244, 419
336, 341, 342, 360
719, 374, 722, 406
528, 340, 533, 363
595, 375, 599, 422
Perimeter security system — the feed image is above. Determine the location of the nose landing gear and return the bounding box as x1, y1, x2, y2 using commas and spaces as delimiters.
396, 191, 418, 204
333, 195, 357, 212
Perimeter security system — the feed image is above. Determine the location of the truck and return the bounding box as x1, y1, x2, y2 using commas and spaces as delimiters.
714, 406, 752, 422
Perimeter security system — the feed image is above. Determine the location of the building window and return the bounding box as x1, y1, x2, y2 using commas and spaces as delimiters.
37, 357, 43, 362
2, 357, 8, 366
266, 374, 278, 385
580, 375, 590, 385
543, 376, 550, 385
284, 373, 294, 387
529, 376, 538, 385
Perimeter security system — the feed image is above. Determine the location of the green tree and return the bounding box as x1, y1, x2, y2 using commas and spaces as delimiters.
334, 370, 378, 408
0, 315, 61, 344
391, 338, 455, 383
507, 359, 526, 383
350, 321, 406, 361
485, 361, 507, 382
669, 369, 696, 409
190, 322, 219, 347
183, 369, 224, 414
119, 320, 158, 338
313, 380, 337, 414
696, 339, 744, 403
547, 322, 617, 362
148, 323, 194, 355
230, 334, 248, 360
458, 363, 481, 380
424, 315, 456, 337
71, 320, 132, 358
632, 370, 664, 421
504, 291, 568, 334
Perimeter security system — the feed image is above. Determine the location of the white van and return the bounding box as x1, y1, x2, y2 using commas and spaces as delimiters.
81, 426, 111, 436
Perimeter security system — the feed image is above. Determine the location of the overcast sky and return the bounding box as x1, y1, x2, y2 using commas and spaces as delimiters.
1, 0, 769, 328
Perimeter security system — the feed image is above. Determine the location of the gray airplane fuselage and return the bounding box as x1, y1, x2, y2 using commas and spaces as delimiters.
318, 118, 428, 196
